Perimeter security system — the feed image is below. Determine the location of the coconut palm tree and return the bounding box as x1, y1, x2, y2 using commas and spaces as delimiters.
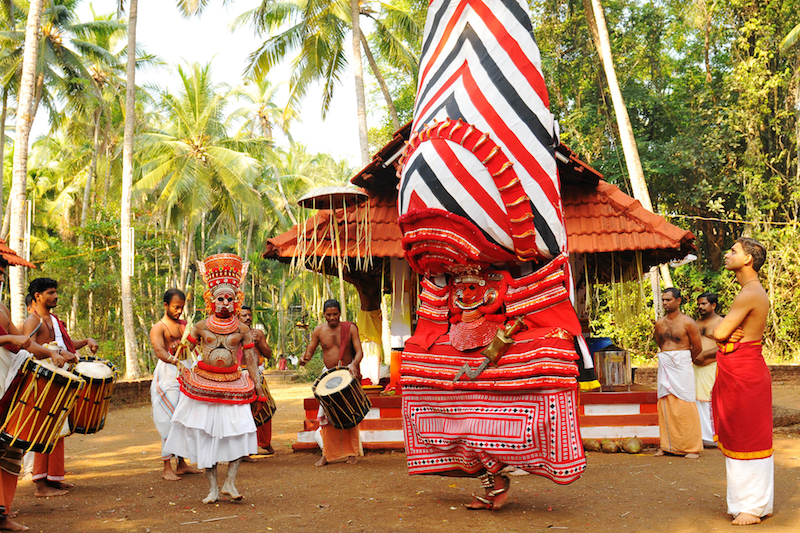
227, 76, 297, 140
242, 0, 420, 165
134, 62, 264, 290
582, 0, 672, 290
8, 0, 44, 325
120, 0, 139, 378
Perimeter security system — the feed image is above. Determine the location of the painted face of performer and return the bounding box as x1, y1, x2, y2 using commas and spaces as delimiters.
323, 307, 341, 328
239, 308, 252, 326
36, 287, 59, 310
165, 295, 185, 321
213, 287, 236, 318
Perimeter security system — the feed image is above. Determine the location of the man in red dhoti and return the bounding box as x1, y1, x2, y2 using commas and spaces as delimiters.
22, 277, 95, 498
712, 237, 772, 526
299, 299, 364, 467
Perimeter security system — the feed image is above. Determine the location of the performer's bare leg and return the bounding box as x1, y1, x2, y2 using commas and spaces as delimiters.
732, 512, 762, 526
46, 481, 73, 490
314, 455, 328, 467
262, 445, 276, 455
346, 455, 358, 465
175, 457, 202, 475
162, 459, 181, 481
33, 480, 67, 498
202, 465, 218, 504
466, 472, 511, 510
0, 516, 29, 531
220, 459, 242, 500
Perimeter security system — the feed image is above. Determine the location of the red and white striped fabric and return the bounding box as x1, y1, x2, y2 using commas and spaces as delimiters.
403, 387, 585, 483
398, 0, 565, 269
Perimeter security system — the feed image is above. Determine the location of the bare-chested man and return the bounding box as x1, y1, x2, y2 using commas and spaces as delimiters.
239, 305, 275, 455
653, 287, 703, 458
149, 289, 202, 481
712, 237, 772, 526
693, 292, 723, 447
22, 278, 90, 498
0, 260, 72, 531
299, 299, 363, 467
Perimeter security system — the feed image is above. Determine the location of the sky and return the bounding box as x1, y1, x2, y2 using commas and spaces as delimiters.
35, 0, 363, 165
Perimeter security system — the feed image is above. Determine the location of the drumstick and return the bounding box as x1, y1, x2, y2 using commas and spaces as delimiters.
28, 318, 42, 338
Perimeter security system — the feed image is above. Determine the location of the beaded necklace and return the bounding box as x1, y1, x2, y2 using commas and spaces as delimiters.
207, 314, 239, 335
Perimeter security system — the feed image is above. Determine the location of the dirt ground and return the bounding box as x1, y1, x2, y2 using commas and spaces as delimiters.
9, 382, 800, 533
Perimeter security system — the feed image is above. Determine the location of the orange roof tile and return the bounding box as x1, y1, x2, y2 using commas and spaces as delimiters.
262, 196, 404, 262
263, 120, 694, 268
563, 180, 694, 258
0, 239, 35, 269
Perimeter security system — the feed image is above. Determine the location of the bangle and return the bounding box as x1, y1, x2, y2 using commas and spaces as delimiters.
57, 348, 62, 356
186, 334, 197, 344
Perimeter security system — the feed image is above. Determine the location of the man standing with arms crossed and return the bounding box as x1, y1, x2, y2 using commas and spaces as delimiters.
713, 237, 772, 526
654, 288, 703, 458
149, 289, 202, 480
300, 299, 363, 467
693, 292, 723, 447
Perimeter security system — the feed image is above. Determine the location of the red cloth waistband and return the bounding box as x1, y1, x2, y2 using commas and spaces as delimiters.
197, 360, 239, 374
712, 340, 772, 459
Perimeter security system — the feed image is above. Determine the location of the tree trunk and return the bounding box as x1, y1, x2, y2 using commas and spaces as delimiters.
0, 196, 11, 240
0, 88, 7, 226
9, 0, 44, 325
120, 0, 140, 379
178, 216, 193, 291
351, 0, 370, 166
80, 108, 102, 235
583, 0, 674, 286
274, 166, 298, 226
584, 0, 651, 210
360, 34, 400, 131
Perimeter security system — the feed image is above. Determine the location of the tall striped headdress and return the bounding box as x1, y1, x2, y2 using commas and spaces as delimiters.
398, 0, 565, 275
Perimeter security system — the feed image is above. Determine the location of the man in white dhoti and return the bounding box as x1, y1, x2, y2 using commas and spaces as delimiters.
693, 292, 723, 447
149, 288, 202, 480
654, 288, 703, 458
164, 254, 264, 504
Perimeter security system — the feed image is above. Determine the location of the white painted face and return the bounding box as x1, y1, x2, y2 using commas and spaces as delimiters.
212, 287, 236, 317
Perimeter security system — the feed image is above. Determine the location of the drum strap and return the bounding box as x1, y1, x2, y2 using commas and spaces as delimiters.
339, 321, 353, 366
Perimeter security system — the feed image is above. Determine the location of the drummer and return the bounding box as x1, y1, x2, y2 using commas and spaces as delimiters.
0, 259, 72, 530
238, 305, 275, 455
299, 299, 364, 467
22, 277, 97, 498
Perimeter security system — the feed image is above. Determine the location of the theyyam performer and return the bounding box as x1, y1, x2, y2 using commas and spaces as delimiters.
163, 253, 265, 503
397, 0, 590, 510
